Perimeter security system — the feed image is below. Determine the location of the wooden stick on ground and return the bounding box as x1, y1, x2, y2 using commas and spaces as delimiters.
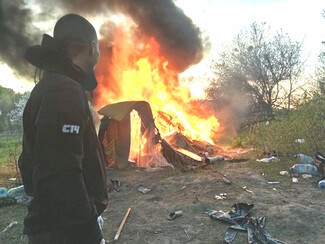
114, 208, 131, 241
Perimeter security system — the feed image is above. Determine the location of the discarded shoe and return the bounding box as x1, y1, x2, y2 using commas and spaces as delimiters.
167, 210, 183, 220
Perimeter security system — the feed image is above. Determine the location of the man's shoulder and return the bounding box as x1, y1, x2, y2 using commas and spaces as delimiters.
42, 72, 82, 91
31, 72, 83, 97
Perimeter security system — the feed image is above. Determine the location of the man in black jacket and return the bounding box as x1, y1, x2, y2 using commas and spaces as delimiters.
19, 14, 108, 244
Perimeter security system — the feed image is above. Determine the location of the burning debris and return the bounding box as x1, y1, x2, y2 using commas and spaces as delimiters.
98, 101, 220, 171
1, 0, 220, 169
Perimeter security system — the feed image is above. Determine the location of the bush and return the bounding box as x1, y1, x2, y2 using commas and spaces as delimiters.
251, 96, 325, 156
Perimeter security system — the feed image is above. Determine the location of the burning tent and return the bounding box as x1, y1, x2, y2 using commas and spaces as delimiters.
97, 100, 210, 171
98, 100, 167, 169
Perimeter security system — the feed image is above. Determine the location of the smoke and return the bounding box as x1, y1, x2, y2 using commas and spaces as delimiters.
0, 0, 40, 79
106, 0, 205, 73
1, 0, 205, 80
38, 0, 206, 73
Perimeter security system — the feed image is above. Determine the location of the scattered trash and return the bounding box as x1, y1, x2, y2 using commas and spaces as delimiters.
256, 156, 279, 163
294, 154, 314, 164
315, 152, 325, 162
318, 180, 325, 190
215, 193, 227, 200
97, 215, 104, 231
216, 171, 254, 195
167, 210, 183, 220
180, 186, 187, 190
0, 187, 8, 198
205, 202, 254, 224
8, 178, 17, 181
114, 208, 131, 241
223, 176, 232, 185
0, 197, 17, 208
295, 139, 305, 144
292, 177, 298, 183
109, 179, 121, 192
154, 229, 162, 234
289, 164, 320, 176
301, 174, 312, 179
4, 185, 32, 205
267, 181, 280, 184
183, 228, 192, 241
279, 171, 289, 176
138, 185, 151, 194
315, 152, 325, 179
204, 156, 224, 164
2, 221, 18, 233
273, 188, 277, 191
205, 203, 287, 244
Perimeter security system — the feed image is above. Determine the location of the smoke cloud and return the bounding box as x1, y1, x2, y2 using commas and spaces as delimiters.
105, 0, 205, 73
39, 0, 206, 73
0, 0, 40, 78
1, 0, 206, 80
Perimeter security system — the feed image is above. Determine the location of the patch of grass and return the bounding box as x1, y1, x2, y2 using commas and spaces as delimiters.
0, 135, 22, 165
0, 135, 22, 187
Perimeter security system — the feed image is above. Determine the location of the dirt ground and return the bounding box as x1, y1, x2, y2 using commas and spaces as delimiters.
1, 152, 325, 244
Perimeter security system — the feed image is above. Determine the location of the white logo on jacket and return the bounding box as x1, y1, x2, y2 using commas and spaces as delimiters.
62, 125, 80, 134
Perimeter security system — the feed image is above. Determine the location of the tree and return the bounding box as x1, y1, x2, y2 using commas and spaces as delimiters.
0, 86, 19, 133
7, 92, 30, 134
208, 22, 304, 123
0, 86, 29, 134
316, 10, 325, 95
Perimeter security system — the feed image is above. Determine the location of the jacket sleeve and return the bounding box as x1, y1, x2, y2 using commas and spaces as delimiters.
33, 88, 102, 243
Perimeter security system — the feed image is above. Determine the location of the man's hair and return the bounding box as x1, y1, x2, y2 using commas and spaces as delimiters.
53, 14, 97, 55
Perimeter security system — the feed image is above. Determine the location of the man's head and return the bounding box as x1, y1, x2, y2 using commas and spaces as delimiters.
54, 14, 99, 73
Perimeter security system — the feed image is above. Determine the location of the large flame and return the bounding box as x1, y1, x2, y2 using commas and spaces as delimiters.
94, 21, 219, 148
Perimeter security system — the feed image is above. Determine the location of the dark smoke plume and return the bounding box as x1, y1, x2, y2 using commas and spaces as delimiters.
1, 0, 206, 80
0, 0, 40, 78
39, 0, 206, 73
103, 0, 205, 73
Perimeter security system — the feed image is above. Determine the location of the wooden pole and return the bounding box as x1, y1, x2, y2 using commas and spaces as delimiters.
114, 208, 131, 241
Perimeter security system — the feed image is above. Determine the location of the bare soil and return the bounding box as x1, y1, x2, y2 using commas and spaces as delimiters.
1, 153, 325, 244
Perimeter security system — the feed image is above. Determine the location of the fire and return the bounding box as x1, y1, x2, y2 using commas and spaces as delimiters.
94, 21, 219, 147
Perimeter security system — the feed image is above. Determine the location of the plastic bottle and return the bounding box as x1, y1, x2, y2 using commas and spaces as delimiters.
318, 180, 325, 190
0, 187, 8, 198
289, 164, 320, 175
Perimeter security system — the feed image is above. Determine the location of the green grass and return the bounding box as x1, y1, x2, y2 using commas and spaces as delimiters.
0, 135, 22, 165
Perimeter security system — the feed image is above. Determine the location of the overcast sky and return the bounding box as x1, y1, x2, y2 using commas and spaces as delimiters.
1, 0, 324, 93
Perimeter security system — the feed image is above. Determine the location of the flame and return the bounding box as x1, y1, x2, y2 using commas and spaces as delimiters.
94, 21, 219, 152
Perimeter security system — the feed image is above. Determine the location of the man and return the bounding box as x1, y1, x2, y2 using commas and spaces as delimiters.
19, 14, 108, 244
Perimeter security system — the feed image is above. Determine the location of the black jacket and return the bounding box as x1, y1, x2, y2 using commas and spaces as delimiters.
18, 70, 108, 243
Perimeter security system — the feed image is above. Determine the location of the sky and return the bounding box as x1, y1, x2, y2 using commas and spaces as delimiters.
0, 0, 324, 93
